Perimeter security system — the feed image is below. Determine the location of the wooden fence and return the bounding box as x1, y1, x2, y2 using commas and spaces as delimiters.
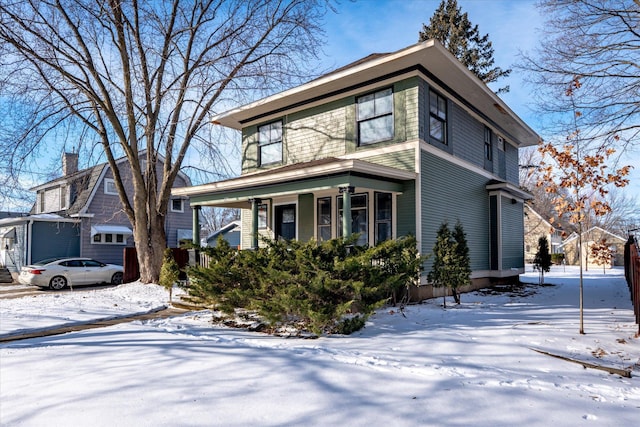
625, 235, 640, 334
123, 247, 190, 283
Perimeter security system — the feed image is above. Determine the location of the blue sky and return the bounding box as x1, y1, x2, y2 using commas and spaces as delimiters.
318, 0, 639, 201
3, 0, 637, 210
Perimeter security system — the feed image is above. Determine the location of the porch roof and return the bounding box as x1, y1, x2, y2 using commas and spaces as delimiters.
172, 157, 416, 208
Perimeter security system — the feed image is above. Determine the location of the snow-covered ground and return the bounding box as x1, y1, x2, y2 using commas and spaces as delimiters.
1, 265, 638, 426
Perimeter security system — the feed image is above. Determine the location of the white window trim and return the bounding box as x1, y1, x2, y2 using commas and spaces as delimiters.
104, 178, 118, 195
171, 198, 184, 213
258, 120, 283, 166
357, 88, 394, 146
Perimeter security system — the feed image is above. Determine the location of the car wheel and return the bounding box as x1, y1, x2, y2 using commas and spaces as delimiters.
49, 276, 67, 290
111, 272, 123, 285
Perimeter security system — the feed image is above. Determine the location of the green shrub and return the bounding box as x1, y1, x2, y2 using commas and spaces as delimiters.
159, 248, 180, 302
186, 235, 422, 335
551, 253, 565, 264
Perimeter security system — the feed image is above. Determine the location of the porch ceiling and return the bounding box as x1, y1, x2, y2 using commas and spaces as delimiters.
173, 158, 416, 208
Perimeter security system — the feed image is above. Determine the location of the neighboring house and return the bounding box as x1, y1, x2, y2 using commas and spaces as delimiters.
559, 226, 626, 268
523, 204, 563, 262
173, 40, 539, 289
15, 151, 194, 267
0, 213, 79, 273
206, 220, 241, 248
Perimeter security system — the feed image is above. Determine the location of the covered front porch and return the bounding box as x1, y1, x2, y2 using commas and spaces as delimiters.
172, 158, 417, 249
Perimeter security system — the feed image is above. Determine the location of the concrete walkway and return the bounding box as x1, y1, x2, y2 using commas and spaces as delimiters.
0, 306, 191, 343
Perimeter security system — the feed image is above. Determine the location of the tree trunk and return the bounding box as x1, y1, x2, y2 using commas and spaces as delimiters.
453, 289, 460, 305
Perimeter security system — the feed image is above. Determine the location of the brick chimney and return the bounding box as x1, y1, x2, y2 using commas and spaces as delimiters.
62, 152, 79, 176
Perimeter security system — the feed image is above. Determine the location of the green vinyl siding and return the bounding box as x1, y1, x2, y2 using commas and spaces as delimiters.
450, 102, 485, 168
396, 180, 416, 238
501, 196, 525, 269
298, 193, 314, 242
421, 151, 490, 272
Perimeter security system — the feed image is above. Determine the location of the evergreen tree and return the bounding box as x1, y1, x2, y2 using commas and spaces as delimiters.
159, 248, 180, 303
451, 220, 471, 304
419, 0, 511, 93
428, 221, 455, 307
533, 236, 552, 284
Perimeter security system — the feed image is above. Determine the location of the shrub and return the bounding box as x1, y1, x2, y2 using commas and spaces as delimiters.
186, 235, 422, 335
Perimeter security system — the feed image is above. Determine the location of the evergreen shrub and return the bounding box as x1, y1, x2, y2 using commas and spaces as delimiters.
186, 235, 422, 335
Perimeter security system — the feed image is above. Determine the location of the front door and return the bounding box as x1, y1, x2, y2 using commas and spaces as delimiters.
275, 204, 296, 241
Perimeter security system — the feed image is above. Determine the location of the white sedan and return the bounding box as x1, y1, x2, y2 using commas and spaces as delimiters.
19, 257, 124, 290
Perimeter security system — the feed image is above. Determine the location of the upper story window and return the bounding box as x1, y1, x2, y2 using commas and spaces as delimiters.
429, 89, 447, 144
171, 198, 184, 213
258, 121, 283, 166
357, 88, 394, 145
484, 126, 492, 161
104, 178, 118, 195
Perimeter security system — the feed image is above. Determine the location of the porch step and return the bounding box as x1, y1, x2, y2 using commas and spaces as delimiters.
0, 267, 13, 283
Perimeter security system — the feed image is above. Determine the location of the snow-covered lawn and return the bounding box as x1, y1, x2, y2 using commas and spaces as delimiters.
1, 266, 638, 426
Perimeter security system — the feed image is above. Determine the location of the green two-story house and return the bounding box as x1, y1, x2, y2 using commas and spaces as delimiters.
173, 40, 539, 288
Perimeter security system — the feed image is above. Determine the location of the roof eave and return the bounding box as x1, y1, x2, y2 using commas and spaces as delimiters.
211, 40, 539, 146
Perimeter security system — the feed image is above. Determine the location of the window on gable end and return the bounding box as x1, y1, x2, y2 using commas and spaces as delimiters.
357, 88, 394, 145
429, 89, 447, 144
104, 178, 118, 195
258, 121, 283, 166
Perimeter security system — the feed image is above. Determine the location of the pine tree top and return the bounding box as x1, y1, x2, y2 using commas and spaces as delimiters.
419, 0, 511, 93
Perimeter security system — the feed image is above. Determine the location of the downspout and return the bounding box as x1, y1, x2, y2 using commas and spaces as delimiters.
27, 219, 34, 265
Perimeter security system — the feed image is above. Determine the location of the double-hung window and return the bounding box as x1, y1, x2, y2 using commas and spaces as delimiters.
357, 88, 394, 145
258, 204, 268, 229
429, 90, 447, 144
258, 121, 282, 166
484, 126, 492, 161
337, 193, 368, 246
104, 178, 118, 195
374, 192, 392, 244
317, 197, 332, 242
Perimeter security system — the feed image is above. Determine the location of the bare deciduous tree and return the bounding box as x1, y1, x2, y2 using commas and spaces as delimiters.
537, 77, 631, 334
0, 0, 329, 282
519, 0, 640, 154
